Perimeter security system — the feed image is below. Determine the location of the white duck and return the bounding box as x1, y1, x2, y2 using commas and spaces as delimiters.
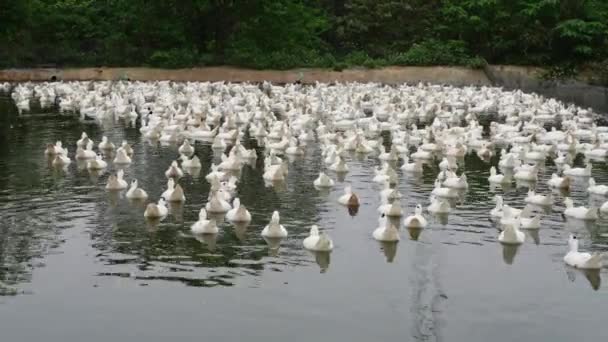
261, 211, 288, 238
563, 163, 592, 177
498, 218, 525, 245
178, 140, 195, 155
443, 172, 468, 189
51, 148, 71, 167
180, 154, 202, 169
431, 180, 458, 198
206, 190, 232, 213
337, 186, 360, 207
401, 155, 423, 173
313, 172, 335, 188
377, 198, 403, 217
113, 147, 132, 164
105, 169, 128, 190
525, 190, 552, 206
428, 196, 451, 214
564, 235, 603, 269
547, 173, 571, 189
563, 197, 598, 220
87, 154, 107, 170
120, 141, 134, 156
191, 209, 218, 234
303, 225, 334, 252
226, 198, 252, 223
165, 161, 184, 179
488, 166, 511, 184
373, 214, 400, 242
587, 178, 608, 196
144, 198, 168, 218
126, 179, 148, 200
98, 136, 115, 150
403, 204, 428, 228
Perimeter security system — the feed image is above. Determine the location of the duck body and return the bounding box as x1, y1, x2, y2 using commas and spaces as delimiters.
403, 204, 428, 228
226, 198, 252, 223
144, 199, 168, 218
126, 180, 148, 200
373, 214, 400, 241
261, 211, 288, 238
498, 219, 525, 245
303, 225, 334, 251
191, 209, 218, 234
564, 235, 603, 269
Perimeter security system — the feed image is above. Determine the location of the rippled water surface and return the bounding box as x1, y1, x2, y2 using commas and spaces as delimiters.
1, 94, 608, 342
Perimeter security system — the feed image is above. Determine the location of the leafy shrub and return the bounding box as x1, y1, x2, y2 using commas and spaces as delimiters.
148, 48, 198, 68
390, 39, 481, 67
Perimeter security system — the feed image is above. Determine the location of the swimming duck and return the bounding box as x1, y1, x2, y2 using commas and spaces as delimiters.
373, 214, 400, 241
431, 180, 458, 198
76, 141, 97, 159
76, 132, 92, 148
165, 161, 184, 179
377, 198, 403, 217
113, 147, 132, 164
120, 141, 134, 156
427, 196, 451, 214
329, 156, 349, 173
144, 198, 168, 218
443, 172, 468, 189
126, 179, 148, 200
439, 157, 458, 171
51, 148, 71, 167
401, 155, 423, 173
488, 166, 511, 184
337, 186, 360, 207
191, 209, 218, 234
87, 154, 107, 170
261, 211, 288, 238
105, 169, 128, 190
303, 225, 334, 252
498, 218, 525, 245
563, 197, 598, 220
98, 136, 115, 150
178, 140, 195, 156
205, 190, 232, 213
313, 172, 335, 188
525, 190, 552, 206
226, 198, 252, 223
563, 163, 592, 177
587, 178, 608, 196
180, 154, 202, 169
166, 183, 186, 202
403, 204, 428, 228
564, 235, 603, 269
547, 173, 571, 189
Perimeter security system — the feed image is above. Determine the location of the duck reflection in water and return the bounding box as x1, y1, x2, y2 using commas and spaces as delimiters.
380, 241, 398, 263
264, 236, 284, 256
194, 233, 218, 251
232, 221, 249, 242
566, 267, 601, 291
501, 244, 520, 265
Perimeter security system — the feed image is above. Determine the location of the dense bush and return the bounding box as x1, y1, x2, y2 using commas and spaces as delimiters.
0, 0, 607, 71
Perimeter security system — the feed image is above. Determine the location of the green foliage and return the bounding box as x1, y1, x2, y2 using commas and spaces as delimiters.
0, 0, 607, 70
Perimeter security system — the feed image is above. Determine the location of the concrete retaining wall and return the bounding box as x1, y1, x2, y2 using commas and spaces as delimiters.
0, 66, 490, 86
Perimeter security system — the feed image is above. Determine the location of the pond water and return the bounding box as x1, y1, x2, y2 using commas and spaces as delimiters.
0, 90, 607, 342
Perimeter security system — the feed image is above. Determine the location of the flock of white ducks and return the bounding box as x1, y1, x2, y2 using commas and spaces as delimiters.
4, 79, 608, 269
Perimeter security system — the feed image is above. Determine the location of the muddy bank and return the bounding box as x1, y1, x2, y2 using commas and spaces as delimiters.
1, 65, 606, 113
